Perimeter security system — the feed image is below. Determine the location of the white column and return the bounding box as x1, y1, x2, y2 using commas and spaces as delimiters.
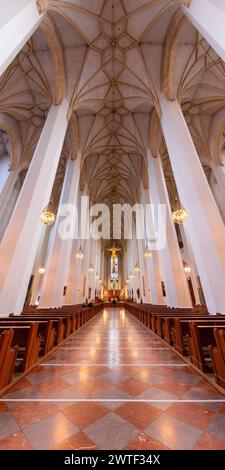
0, 1, 45, 77
64, 238, 81, 305
79, 238, 91, 303
0, 99, 70, 315
141, 184, 165, 305
160, 96, 225, 313
137, 238, 151, 303
147, 150, 192, 308
39, 153, 81, 307
29, 226, 52, 305
183, 0, 225, 62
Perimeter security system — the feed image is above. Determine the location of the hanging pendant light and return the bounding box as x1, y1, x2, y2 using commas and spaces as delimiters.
184, 266, 191, 274
144, 246, 152, 258
129, 273, 134, 279
134, 262, 140, 272
40, 202, 56, 225
88, 263, 94, 272
95, 273, 99, 280
172, 198, 188, 224
76, 246, 84, 259
38, 266, 45, 274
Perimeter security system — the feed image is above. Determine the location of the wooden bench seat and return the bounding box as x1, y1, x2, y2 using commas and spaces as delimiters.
0, 330, 18, 391
173, 318, 225, 355
187, 323, 225, 372
0, 319, 57, 355
0, 324, 40, 372
209, 329, 225, 390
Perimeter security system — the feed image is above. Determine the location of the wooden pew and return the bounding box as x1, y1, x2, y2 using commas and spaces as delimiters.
0, 319, 57, 355
0, 330, 18, 391
0, 324, 41, 372
187, 323, 225, 372
173, 318, 225, 355
209, 329, 225, 389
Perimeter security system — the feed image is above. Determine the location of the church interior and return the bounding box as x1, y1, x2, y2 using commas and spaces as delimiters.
1, 0, 225, 453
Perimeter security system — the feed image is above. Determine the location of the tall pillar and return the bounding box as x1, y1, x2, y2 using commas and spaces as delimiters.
147, 150, 192, 308
137, 238, 151, 303
182, 0, 225, 62
179, 224, 202, 305
141, 184, 165, 305
0, 1, 45, 77
30, 226, 52, 305
0, 98, 70, 314
39, 153, 81, 307
160, 96, 225, 313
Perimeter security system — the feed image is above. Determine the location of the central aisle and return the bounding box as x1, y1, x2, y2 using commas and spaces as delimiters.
1, 307, 225, 450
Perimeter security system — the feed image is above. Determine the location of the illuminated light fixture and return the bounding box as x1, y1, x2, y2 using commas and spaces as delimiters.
172, 200, 188, 225
99, 279, 102, 283
38, 266, 45, 274
144, 246, 152, 258
134, 262, 140, 272
76, 246, 84, 259
129, 273, 134, 279
40, 202, 55, 225
126, 279, 129, 283
95, 273, 99, 280
184, 266, 191, 274
88, 263, 94, 273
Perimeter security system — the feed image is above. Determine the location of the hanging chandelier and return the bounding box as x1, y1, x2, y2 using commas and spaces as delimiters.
172, 206, 188, 224
40, 202, 56, 225
184, 265, 191, 274
144, 246, 152, 258
95, 273, 99, 280
88, 263, 94, 272
76, 246, 84, 259
129, 273, 134, 279
38, 266, 45, 274
134, 262, 140, 272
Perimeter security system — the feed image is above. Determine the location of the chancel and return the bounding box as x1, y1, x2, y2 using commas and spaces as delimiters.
0, 0, 225, 454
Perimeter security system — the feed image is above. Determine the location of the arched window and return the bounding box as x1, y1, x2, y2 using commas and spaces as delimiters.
0, 131, 11, 193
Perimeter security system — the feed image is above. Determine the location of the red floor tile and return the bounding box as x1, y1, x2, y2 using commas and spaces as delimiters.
12, 402, 58, 428
63, 402, 109, 428
124, 432, 169, 450
116, 378, 150, 397
116, 402, 161, 429
36, 377, 71, 396
165, 403, 215, 431
193, 432, 225, 450
53, 431, 98, 450
0, 431, 32, 450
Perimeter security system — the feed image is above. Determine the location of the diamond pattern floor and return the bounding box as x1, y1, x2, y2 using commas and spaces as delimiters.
1, 307, 225, 450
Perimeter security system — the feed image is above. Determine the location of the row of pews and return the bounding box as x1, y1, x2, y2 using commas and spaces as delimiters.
125, 303, 225, 391
0, 303, 102, 394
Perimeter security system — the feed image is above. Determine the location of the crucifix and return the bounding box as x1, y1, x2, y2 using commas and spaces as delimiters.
106, 246, 121, 295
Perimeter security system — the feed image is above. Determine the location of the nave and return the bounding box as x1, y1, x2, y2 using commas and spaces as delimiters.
1, 308, 225, 451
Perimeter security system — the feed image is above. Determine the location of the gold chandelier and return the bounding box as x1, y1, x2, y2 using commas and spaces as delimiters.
76, 246, 84, 259
40, 203, 56, 225
134, 262, 140, 272
38, 266, 45, 274
88, 263, 94, 272
172, 205, 188, 224
144, 246, 152, 258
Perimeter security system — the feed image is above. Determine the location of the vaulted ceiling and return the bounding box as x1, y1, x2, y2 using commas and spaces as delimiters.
1, 0, 225, 242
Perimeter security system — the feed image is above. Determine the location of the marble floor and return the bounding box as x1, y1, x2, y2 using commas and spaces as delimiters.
1, 307, 225, 450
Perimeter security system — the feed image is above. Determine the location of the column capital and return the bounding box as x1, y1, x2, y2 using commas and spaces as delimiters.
36, 0, 49, 15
